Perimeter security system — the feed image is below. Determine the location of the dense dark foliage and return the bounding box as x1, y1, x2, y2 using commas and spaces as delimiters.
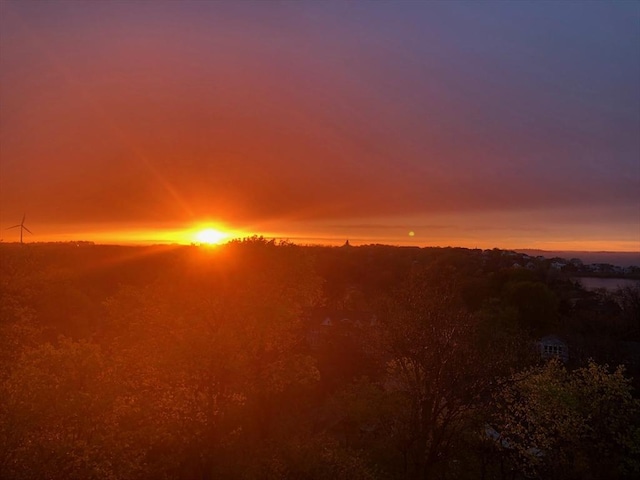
1, 240, 639, 479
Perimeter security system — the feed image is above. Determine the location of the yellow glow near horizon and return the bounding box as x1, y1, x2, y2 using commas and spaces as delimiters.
22, 223, 243, 246
194, 228, 228, 245
7, 223, 637, 252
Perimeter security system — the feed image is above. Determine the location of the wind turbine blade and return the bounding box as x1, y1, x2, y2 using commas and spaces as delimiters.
7, 225, 20, 229
21, 213, 26, 224
23, 226, 33, 234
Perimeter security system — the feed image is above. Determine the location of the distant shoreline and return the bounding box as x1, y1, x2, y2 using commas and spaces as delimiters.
575, 276, 640, 292
515, 249, 640, 268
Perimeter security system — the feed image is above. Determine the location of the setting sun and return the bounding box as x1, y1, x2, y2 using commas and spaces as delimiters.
194, 228, 228, 245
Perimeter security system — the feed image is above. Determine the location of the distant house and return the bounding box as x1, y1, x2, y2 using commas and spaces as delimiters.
321, 316, 333, 327
303, 308, 377, 349
485, 424, 543, 458
536, 335, 569, 363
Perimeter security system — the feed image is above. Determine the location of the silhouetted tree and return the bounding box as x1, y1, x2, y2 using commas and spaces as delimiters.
376, 267, 510, 479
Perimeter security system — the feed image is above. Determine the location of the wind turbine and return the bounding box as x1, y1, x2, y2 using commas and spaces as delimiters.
7, 214, 33, 244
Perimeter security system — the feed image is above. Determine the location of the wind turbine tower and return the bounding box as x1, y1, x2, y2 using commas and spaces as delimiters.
7, 214, 33, 244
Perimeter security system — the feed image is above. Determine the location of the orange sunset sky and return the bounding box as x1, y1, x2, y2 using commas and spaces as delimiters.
1, 1, 639, 251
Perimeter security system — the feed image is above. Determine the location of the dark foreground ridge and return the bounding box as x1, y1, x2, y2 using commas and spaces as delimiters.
1, 239, 639, 479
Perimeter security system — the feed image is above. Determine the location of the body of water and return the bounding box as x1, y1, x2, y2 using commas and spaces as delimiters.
577, 277, 640, 292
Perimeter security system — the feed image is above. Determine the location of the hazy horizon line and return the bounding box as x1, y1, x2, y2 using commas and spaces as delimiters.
2, 238, 639, 256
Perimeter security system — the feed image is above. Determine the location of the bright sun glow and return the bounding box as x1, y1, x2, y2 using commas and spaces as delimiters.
194, 228, 228, 245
